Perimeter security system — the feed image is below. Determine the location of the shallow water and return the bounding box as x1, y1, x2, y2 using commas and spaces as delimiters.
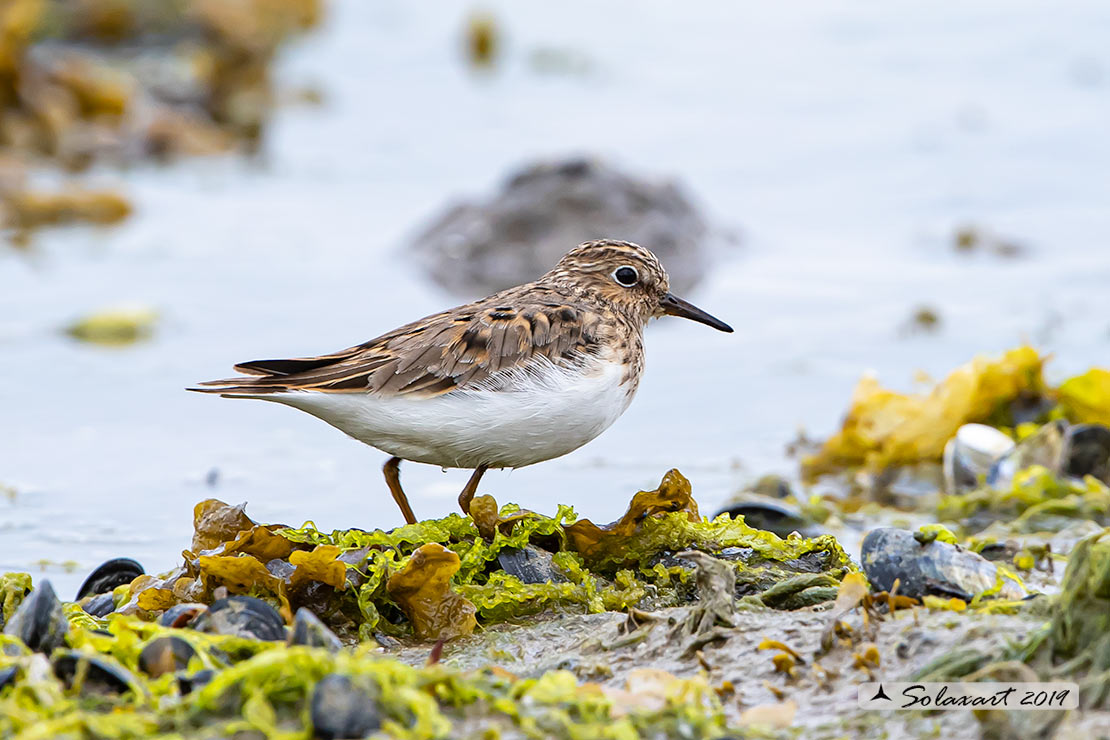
3, 0, 1109, 597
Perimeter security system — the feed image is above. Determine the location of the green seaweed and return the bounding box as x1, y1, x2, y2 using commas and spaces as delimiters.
1, 572, 32, 626
1046, 528, 1110, 665
0, 612, 731, 740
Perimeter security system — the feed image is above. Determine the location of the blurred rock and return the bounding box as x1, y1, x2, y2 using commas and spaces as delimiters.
311, 674, 382, 740
410, 158, 714, 295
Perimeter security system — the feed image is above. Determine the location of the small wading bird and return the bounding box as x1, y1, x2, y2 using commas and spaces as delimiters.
191, 240, 732, 524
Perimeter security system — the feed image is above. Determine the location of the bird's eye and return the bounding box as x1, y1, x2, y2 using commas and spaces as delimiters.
613, 266, 639, 287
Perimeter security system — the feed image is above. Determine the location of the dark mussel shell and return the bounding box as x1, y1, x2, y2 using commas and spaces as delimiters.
0, 665, 17, 692
713, 497, 813, 540
861, 527, 1024, 601
190, 596, 285, 641
159, 603, 208, 629
53, 650, 136, 695
176, 668, 216, 695
138, 636, 197, 678
311, 674, 382, 740
289, 608, 343, 651
76, 558, 144, 600
82, 593, 117, 618
497, 546, 568, 584
1063, 424, 1110, 483
2, 580, 68, 654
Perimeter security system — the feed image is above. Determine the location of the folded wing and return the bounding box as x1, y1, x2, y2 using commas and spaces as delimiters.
190, 296, 603, 399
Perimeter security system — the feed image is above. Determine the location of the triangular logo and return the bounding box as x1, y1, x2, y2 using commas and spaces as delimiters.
870, 684, 891, 701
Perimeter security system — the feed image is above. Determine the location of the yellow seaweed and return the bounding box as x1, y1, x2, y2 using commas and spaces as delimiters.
803, 346, 1047, 479
564, 469, 699, 563
1058, 368, 1110, 426
191, 499, 255, 553
386, 543, 476, 641
288, 545, 346, 591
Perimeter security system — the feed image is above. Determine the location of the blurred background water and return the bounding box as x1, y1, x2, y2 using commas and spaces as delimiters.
2, 0, 1109, 596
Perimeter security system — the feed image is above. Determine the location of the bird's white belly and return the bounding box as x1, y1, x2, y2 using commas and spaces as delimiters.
264, 360, 635, 469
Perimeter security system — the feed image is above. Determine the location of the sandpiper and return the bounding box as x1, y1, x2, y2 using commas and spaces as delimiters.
191, 240, 732, 524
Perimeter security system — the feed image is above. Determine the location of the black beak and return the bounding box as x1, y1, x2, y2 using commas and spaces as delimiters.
659, 292, 733, 333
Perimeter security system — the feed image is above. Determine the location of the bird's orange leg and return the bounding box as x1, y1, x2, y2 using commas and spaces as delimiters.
458, 464, 489, 517
383, 457, 417, 525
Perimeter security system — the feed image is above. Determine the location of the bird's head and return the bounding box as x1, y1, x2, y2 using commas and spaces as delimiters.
545, 239, 733, 332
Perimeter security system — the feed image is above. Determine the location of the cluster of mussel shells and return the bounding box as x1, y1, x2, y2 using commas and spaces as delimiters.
2, 559, 380, 740
943, 420, 1110, 496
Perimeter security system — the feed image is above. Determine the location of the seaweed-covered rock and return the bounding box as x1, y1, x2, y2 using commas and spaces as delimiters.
861, 527, 1024, 601
2, 580, 68, 654
409, 158, 713, 296
0, 472, 855, 738
104, 470, 849, 647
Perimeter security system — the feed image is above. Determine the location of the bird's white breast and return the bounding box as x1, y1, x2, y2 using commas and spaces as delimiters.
264, 357, 636, 469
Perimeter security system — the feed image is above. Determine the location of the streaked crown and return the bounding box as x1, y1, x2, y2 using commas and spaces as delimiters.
542, 240, 670, 325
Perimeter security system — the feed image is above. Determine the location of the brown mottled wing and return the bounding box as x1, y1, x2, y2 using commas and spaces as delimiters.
191, 295, 603, 398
